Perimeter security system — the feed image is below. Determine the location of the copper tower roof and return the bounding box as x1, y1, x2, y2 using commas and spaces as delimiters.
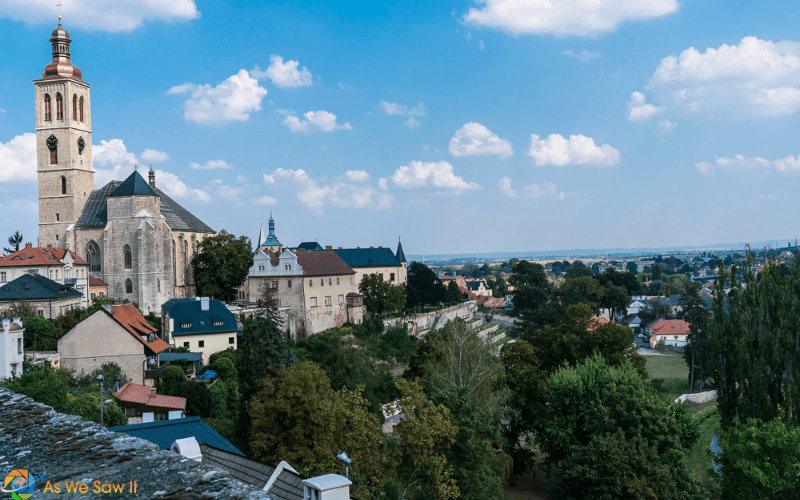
40, 15, 83, 82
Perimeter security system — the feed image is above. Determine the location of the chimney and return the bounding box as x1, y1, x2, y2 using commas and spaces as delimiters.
47, 244, 53, 251
200, 297, 209, 311
149, 164, 156, 188
325, 245, 332, 250
24, 243, 32, 249
2, 318, 9, 330
12, 316, 21, 326
149, 388, 157, 399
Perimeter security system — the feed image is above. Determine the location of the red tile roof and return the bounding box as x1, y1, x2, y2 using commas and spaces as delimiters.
588, 316, 611, 331
110, 304, 170, 354
296, 250, 354, 277
0, 244, 88, 267
113, 382, 186, 411
649, 319, 691, 336
89, 275, 108, 287
482, 297, 507, 308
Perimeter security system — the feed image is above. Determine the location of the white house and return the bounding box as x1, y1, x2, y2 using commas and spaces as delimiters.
1, 317, 24, 380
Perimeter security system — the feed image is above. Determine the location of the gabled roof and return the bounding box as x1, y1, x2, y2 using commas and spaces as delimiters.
0, 273, 83, 301
0, 244, 88, 267
296, 241, 323, 251
161, 297, 238, 336
331, 247, 401, 268
88, 275, 108, 287
649, 319, 691, 336
113, 382, 186, 411
108, 171, 157, 197
465, 281, 486, 291
200, 444, 303, 499
587, 316, 611, 331
296, 250, 354, 277
110, 304, 170, 354
76, 180, 214, 233
109, 416, 244, 456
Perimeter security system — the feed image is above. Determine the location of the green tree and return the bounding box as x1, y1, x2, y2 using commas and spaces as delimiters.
626, 261, 638, 274
359, 273, 407, 314
509, 260, 560, 327
558, 275, 603, 312
192, 230, 254, 302
5, 302, 36, 324
23, 316, 60, 351
681, 282, 712, 391
249, 362, 393, 500
1, 367, 68, 411
393, 379, 459, 500
405, 262, 447, 308
3, 230, 23, 255
66, 392, 127, 427
599, 284, 629, 319
445, 280, 464, 304
542, 356, 701, 500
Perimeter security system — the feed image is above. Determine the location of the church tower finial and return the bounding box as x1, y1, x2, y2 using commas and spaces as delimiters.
42, 9, 83, 82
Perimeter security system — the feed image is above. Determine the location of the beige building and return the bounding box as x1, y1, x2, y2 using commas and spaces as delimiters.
32, 22, 214, 313
0, 244, 91, 308
58, 304, 169, 384
161, 297, 240, 365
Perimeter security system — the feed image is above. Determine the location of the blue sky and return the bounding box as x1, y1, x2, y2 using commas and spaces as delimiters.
2, 0, 800, 255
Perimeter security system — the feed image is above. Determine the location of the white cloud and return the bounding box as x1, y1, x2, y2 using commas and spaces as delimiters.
695, 153, 800, 176
528, 133, 620, 167
93, 138, 137, 169
463, 0, 679, 37
497, 176, 564, 199
345, 170, 370, 182
283, 110, 352, 133
0, 133, 36, 182
263, 174, 275, 185
269, 168, 390, 210
236, 175, 248, 183
647, 36, 800, 118
449, 122, 513, 158
338, 82, 353, 90
391, 161, 480, 190
627, 91, 665, 121
252, 55, 313, 88
217, 184, 244, 202
0, 0, 199, 32
658, 120, 677, 136
562, 49, 601, 62
0, 107, 6, 113
498, 176, 516, 198
378, 178, 389, 190
155, 169, 210, 202
378, 101, 426, 117
141, 149, 169, 163
190, 159, 234, 170
256, 195, 278, 205
405, 117, 421, 129
168, 69, 268, 125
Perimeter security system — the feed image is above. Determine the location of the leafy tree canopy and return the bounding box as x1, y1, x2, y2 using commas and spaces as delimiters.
192, 230, 253, 302
359, 273, 407, 314
3, 230, 22, 255
405, 262, 447, 308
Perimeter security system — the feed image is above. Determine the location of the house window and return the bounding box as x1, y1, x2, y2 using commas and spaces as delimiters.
181, 321, 191, 328
390, 273, 395, 281
257, 280, 262, 289
321, 279, 324, 286
328, 278, 332, 286
155, 412, 168, 421
56, 214, 59, 221
309, 280, 313, 287
38, 310, 44, 317
44, 94, 51, 121
277, 299, 282, 307
72, 94, 78, 120
55, 93, 63, 120
350, 277, 353, 284
271, 281, 278, 289
79, 96, 84, 122
86, 241, 101, 272
198, 340, 204, 348
17, 338, 22, 354
183, 342, 190, 348
125, 278, 133, 294
338, 294, 343, 304
123, 245, 132, 269
213, 320, 223, 326
229, 337, 234, 345
61, 176, 67, 194
310, 297, 317, 307
0, 272, 5, 282
287, 280, 292, 289
91, 292, 96, 299
336, 278, 340, 285
125, 407, 137, 417
325, 296, 331, 306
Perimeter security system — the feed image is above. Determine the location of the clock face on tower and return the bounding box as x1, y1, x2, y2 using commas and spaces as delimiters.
78, 136, 85, 153
46, 135, 58, 151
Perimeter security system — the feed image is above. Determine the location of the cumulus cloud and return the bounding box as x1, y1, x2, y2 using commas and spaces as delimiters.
449, 122, 513, 158
463, 0, 679, 37
168, 70, 268, 125
497, 176, 564, 199
658, 120, 677, 137
283, 110, 352, 132
256, 195, 278, 205
263, 174, 275, 185
391, 161, 479, 190
0, 133, 37, 182
0, 0, 199, 32
378, 101, 426, 116
695, 153, 800, 177
562, 49, 601, 62
141, 149, 169, 163
155, 169, 210, 202
252, 55, 313, 88
528, 133, 620, 167
0, 107, 6, 113
345, 170, 370, 182
627, 91, 665, 121
269, 168, 390, 210
645, 36, 800, 118
190, 159, 234, 170
217, 184, 244, 202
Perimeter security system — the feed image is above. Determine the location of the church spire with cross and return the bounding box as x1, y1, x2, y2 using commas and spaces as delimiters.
260, 211, 282, 252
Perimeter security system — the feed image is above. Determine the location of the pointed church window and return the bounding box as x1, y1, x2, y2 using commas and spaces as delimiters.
79, 96, 84, 122
124, 245, 132, 270
44, 94, 51, 121
55, 93, 63, 120
125, 279, 133, 294
72, 94, 77, 120
87, 242, 101, 273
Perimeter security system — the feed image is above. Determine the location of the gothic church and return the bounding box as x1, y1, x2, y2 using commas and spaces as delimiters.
34, 19, 214, 313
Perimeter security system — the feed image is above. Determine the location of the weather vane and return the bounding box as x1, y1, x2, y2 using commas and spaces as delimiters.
56, 3, 63, 25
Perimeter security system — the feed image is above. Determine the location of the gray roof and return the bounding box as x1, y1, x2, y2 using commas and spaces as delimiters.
76, 180, 213, 233
296, 241, 323, 251
162, 297, 239, 336
109, 171, 157, 197
200, 444, 303, 500
331, 247, 401, 268
0, 273, 83, 301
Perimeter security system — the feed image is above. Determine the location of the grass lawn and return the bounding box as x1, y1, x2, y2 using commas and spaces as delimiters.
685, 401, 721, 498
644, 354, 691, 401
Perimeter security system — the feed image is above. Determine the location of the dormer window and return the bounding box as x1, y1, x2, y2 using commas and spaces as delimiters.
181, 321, 191, 328
213, 320, 223, 327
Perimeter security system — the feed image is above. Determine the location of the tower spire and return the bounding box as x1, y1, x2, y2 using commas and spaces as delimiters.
257, 219, 265, 248
41, 10, 83, 81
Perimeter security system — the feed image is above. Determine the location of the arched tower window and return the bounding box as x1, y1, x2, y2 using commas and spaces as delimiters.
61, 176, 66, 195
55, 93, 63, 120
44, 94, 52, 121
123, 245, 132, 270
72, 94, 77, 120
183, 240, 189, 284
125, 279, 133, 294
86, 242, 101, 273
79, 96, 84, 122
157, 278, 161, 293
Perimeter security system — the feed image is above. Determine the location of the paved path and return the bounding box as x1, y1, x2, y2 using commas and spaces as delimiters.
637, 347, 678, 356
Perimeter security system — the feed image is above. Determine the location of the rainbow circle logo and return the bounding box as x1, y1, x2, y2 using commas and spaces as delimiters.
2, 469, 35, 500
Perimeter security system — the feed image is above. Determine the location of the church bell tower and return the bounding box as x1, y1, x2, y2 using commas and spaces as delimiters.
34, 14, 94, 249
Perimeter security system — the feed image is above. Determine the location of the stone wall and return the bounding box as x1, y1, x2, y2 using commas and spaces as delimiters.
383, 301, 477, 336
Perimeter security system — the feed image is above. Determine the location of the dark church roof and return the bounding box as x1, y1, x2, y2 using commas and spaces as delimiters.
76, 177, 213, 233
0, 273, 83, 301
396, 240, 407, 263
332, 247, 401, 268
296, 241, 323, 251
108, 171, 157, 197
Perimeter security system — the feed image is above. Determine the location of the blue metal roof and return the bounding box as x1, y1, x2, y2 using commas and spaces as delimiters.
332, 247, 401, 268
0, 273, 83, 301
296, 241, 323, 251
396, 240, 406, 263
108, 171, 157, 197
158, 352, 203, 362
162, 297, 239, 337
197, 369, 217, 380
109, 416, 244, 456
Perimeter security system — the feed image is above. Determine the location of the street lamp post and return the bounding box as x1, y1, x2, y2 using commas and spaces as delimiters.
336, 452, 351, 479
97, 374, 104, 426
